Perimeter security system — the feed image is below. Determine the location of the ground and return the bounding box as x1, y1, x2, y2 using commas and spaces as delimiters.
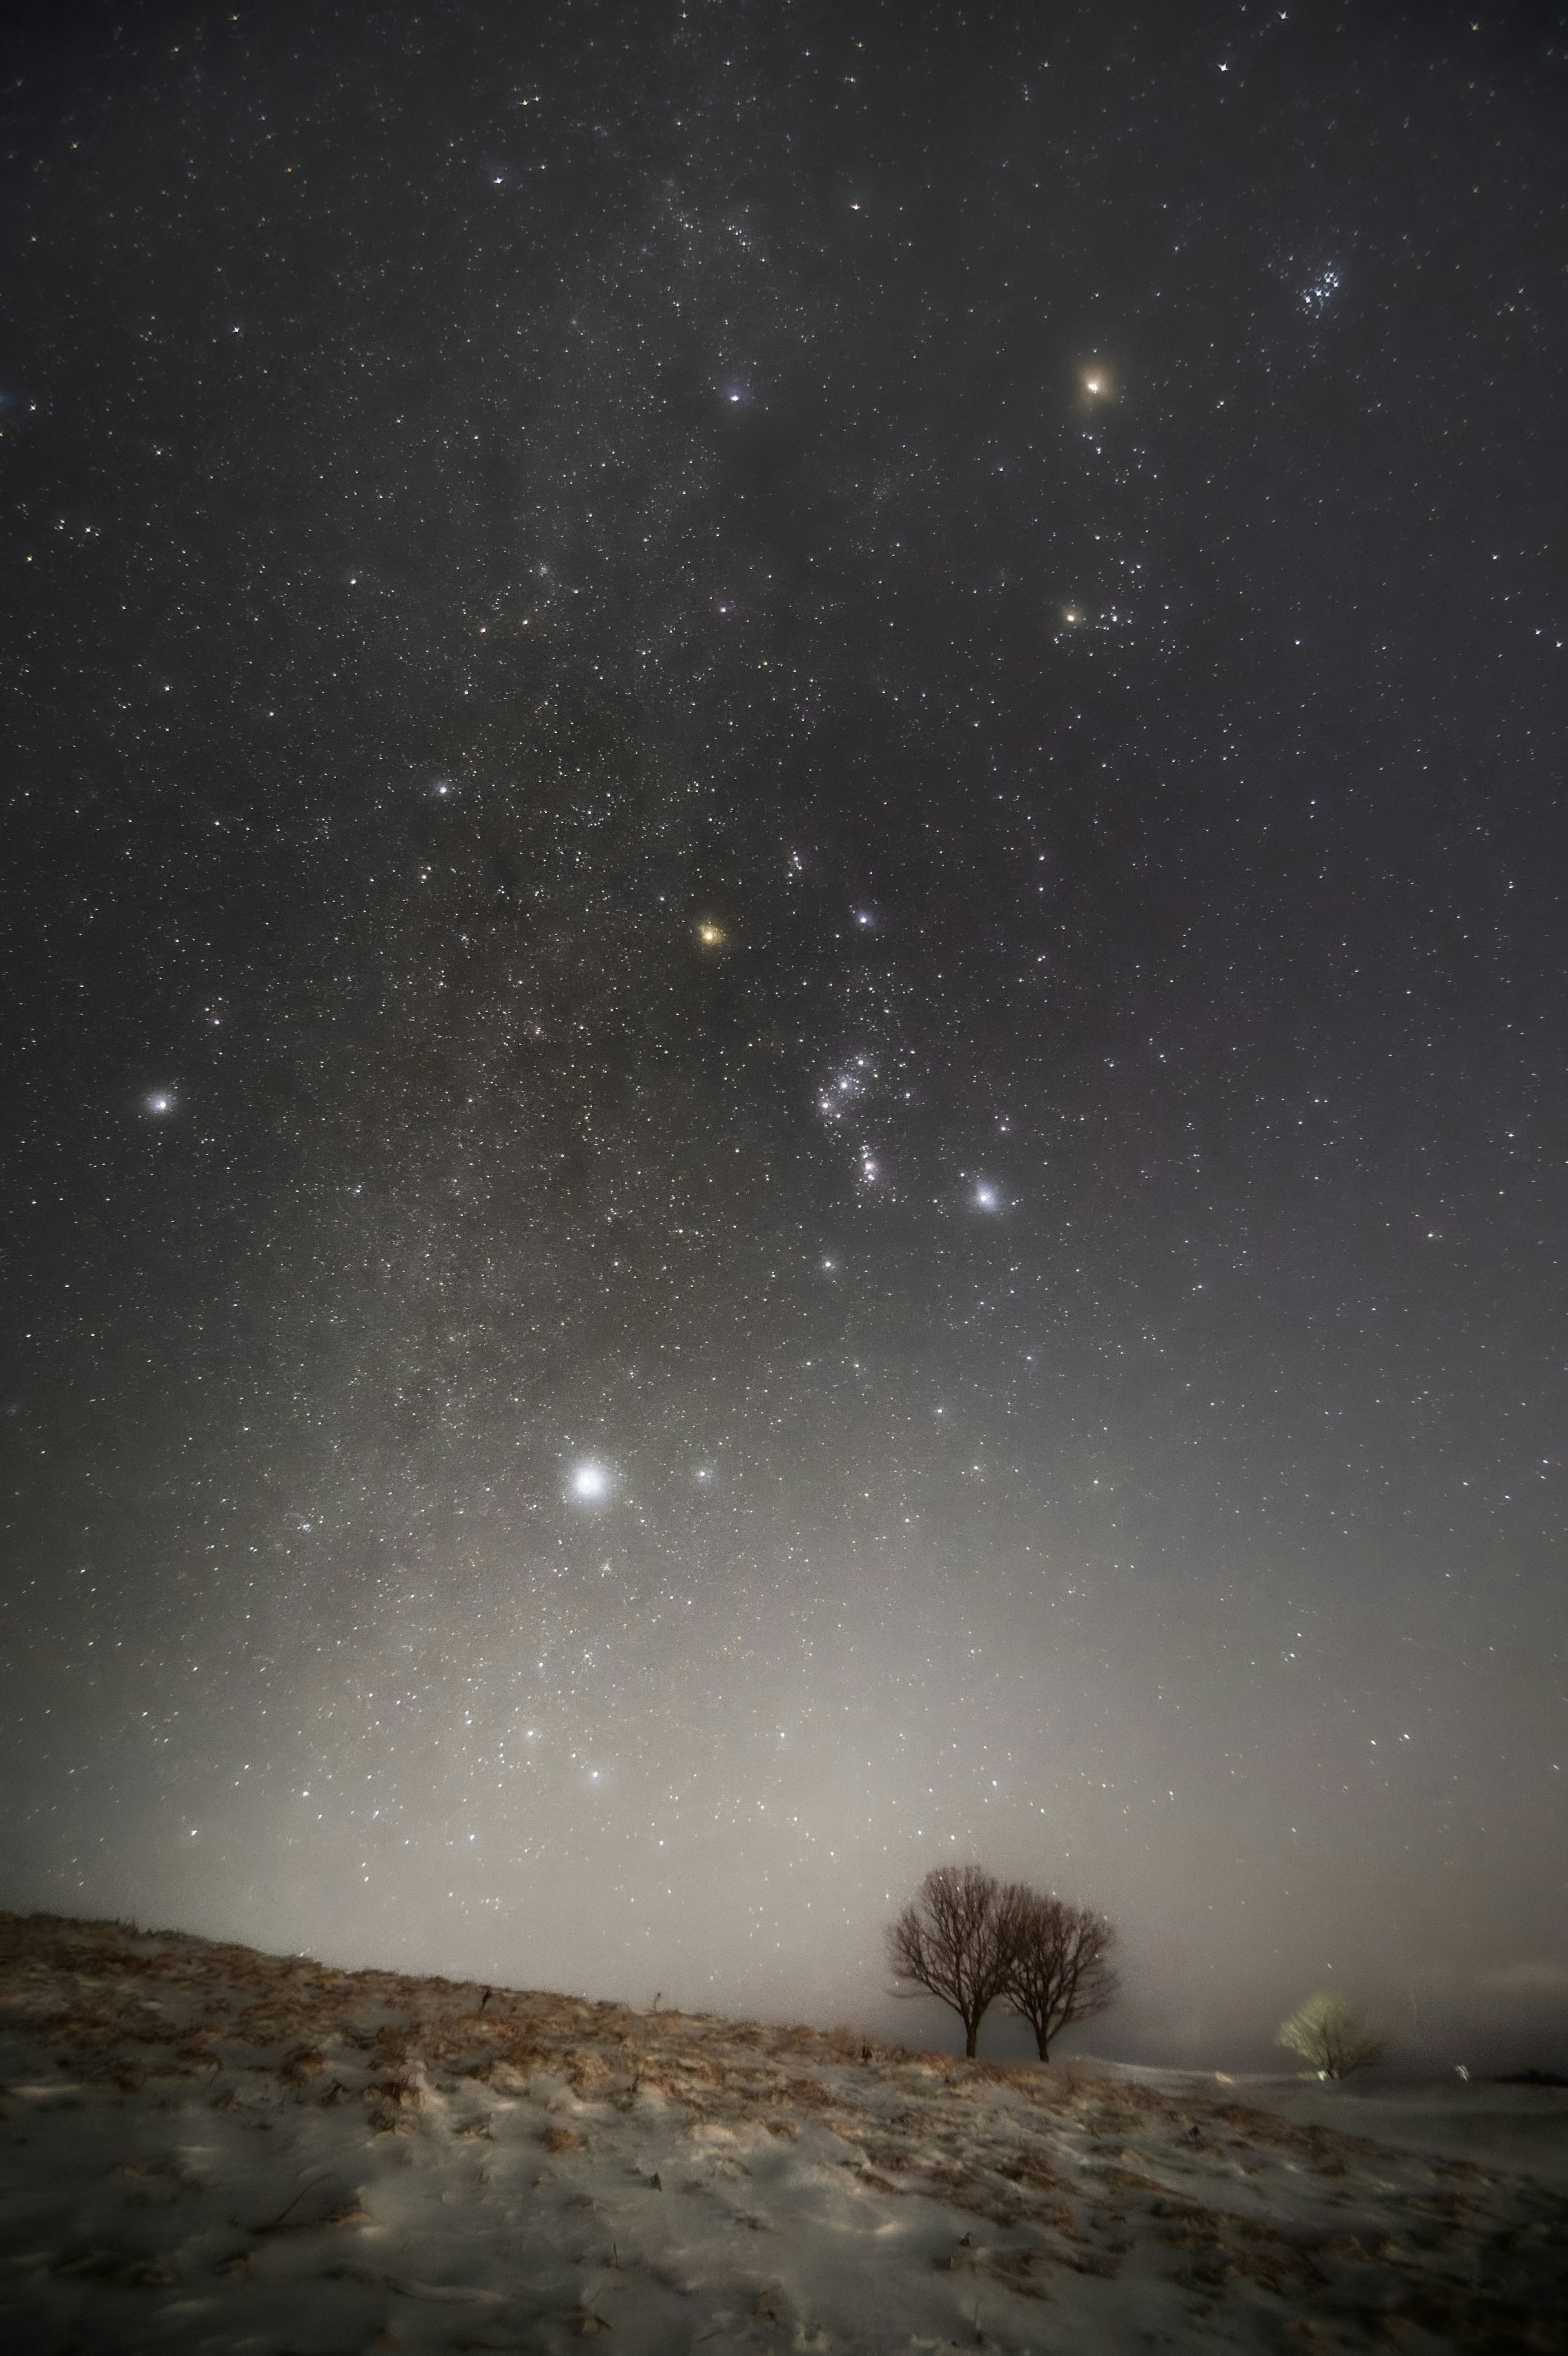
0, 1912, 1564, 2353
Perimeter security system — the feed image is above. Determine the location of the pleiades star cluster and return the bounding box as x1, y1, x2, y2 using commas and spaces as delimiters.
2, 0, 1563, 2066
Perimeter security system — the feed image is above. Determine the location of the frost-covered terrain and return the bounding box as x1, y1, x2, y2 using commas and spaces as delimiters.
1186, 2073, 1568, 2197
1, 1913, 1564, 2353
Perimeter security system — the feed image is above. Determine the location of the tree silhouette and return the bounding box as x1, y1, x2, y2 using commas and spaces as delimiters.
884, 1865, 1014, 2058
1000, 1886, 1119, 2062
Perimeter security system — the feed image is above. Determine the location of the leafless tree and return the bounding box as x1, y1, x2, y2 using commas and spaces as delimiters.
884, 1865, 1014, 2057
999, 1885, 1120, 2062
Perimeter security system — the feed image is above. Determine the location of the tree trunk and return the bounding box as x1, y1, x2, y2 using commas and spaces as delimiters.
964, 2022, 979, 2058
1035, 2026, 1051, 2062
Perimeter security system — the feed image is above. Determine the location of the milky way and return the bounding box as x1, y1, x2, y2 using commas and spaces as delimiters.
2, 2, 1563, 2068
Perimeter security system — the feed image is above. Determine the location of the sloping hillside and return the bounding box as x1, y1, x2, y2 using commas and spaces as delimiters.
0, 1911, 1563, 2352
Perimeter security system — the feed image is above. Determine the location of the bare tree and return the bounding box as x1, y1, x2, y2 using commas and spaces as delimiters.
1276, 1992, 1385, 2080
999, 1886, 1120, 2062
884, 1866, 1014, 2058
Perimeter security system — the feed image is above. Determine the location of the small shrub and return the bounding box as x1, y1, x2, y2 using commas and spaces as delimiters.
1276, 1992, 1385, 2080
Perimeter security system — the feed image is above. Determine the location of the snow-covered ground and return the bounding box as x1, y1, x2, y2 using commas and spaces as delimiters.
1146, 2071, 1568, 2195
2, 1913, 1564, 2354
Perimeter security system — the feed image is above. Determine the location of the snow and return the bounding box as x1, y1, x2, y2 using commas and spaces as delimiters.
1249, 2078, 1568, 2191
2, 1913, 1565, 2352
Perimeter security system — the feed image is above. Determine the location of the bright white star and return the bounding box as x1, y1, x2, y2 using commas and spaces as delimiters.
568, 1462, 611, 1502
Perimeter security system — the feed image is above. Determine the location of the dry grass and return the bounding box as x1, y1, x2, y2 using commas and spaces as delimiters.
3, 1910, 1566, 2352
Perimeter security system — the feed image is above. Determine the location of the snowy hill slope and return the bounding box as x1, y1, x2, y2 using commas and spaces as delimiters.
1, 1912, 1564, 2353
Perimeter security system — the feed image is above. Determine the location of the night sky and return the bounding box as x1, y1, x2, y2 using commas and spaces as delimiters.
3, 0, 1564, 2071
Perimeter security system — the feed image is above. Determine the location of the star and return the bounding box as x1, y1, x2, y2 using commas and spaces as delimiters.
568, 1462, 612, 1503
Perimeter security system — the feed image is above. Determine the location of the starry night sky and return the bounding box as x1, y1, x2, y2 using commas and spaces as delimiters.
3, 0, 1564, 2068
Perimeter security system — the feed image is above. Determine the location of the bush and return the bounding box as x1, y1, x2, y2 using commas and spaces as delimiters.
1276, 1991, 1385, 2080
